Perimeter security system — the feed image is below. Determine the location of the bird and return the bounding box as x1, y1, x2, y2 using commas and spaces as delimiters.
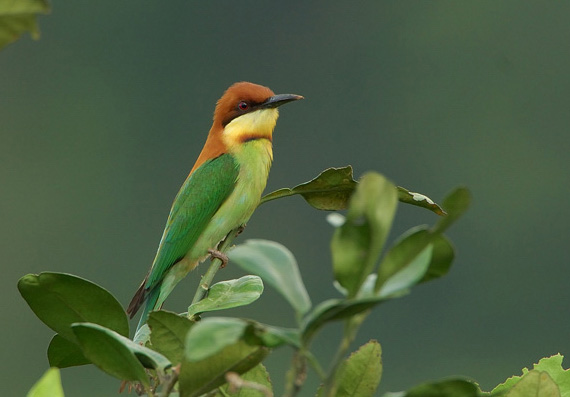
127, 82, 303, 332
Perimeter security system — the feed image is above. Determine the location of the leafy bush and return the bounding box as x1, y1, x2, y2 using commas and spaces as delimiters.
20, 167, 570, 396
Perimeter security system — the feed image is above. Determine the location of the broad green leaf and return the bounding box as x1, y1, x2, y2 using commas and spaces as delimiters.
260, 166, 446, 216
215, 363, 273, 396
301, 296, 397, 342
332, 172, 397, 297
491, 354, 570, 396
253, 325, 301, 349
229, 240, 311, 317
72, 322, 171, 388
419, 234, 455, 283
433, 187, 471, 234
187, 276, 264, 317
375, 227, 431, 291
396, 186, 446, 216
18, 272, 129, 342
260, 166, 357, 210
384, 378, 481, 397
185, 318, 249, 362
377, 244, 433, 298
179, 340, 268, 397
27, 368, 64, 397
148, 310, 193, 364
47, 334, 90, 368
335, 340, 382, 397
0, 0, 49, 50
507, 371, 559, 397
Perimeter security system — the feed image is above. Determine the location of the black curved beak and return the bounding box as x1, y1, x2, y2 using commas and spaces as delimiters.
261, 93, 304, 109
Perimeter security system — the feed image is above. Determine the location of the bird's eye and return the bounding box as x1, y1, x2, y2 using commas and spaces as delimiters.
238, 101, 249, 111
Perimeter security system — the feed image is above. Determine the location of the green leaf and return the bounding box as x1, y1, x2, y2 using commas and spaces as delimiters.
229, 240, 311, 318
332, 172, 397, 297
215, 363, 273, 396
384, 378, 481, 397
375, 227, 430, 291
507, 370, 560, 397
376, 226, 456, 293
491, 354, 570, 396
18, 272, 129, 342
260, 166, 445, 216
260, 166, 357, 210
433, 187, 471, 234
253, 325, 301, 349
148, 310, 193, 364
187, 276, 264, 318
301, 296, 395, 343
27, 367, 64, 397
378, 244, 432, 298
420, 234, 455, 283
71, 323, 171, 388
0, 0, 49, 50
185, 318, 250, 362
396, 186, 447, 216
335, 340, 382, 397
47, 334, 90, 368
179, 340, 268, 397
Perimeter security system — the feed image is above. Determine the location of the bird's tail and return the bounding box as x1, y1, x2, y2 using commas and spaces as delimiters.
135, 287, 161, 333
127, 278, 162, 334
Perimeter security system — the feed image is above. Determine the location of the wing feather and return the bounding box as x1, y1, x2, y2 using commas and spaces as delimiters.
144, 154, 238, 291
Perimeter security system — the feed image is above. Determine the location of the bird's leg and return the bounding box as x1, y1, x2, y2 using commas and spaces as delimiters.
208, 249, 229, 268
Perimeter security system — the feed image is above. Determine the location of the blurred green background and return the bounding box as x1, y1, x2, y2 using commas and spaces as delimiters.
2, 2, 570, 396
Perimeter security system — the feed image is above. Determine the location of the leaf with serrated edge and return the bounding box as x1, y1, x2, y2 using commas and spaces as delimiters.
335, 340, 382, 397
491, 354, 570, 396
148, 310, 193, 364
187, 276, 263, 317
507, 371, 560, 397
229, 240, 311, 318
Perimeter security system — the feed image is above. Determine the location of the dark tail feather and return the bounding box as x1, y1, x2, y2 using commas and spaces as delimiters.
127, 279, 147, 319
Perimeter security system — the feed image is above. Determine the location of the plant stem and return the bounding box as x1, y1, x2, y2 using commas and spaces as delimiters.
189, 230, 238, 310
321, 316, 362, 397
283, 350, 307, 397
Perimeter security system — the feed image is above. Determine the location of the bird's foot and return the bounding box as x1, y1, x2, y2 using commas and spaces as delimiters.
208, 249, 229, 268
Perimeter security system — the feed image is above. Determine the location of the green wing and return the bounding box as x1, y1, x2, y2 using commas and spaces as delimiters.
144, 153, 239, 290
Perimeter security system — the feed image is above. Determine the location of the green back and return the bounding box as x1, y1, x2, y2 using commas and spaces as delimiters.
145, 153, 239, 289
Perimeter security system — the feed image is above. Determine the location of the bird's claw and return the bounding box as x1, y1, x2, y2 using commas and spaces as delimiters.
208, 249, 229, 268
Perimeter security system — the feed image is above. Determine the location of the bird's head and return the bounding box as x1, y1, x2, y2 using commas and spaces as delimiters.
189, 82, 302, 175
213, 82, 303, 147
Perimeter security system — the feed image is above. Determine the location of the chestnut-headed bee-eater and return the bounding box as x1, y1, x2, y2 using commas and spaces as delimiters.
127, 82, 303, 331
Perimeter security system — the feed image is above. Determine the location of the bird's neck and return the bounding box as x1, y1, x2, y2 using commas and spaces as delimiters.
222, 108, 279, 151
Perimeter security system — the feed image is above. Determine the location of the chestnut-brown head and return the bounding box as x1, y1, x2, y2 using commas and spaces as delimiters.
190, 82, 303, 174
214, 81, 303, 127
